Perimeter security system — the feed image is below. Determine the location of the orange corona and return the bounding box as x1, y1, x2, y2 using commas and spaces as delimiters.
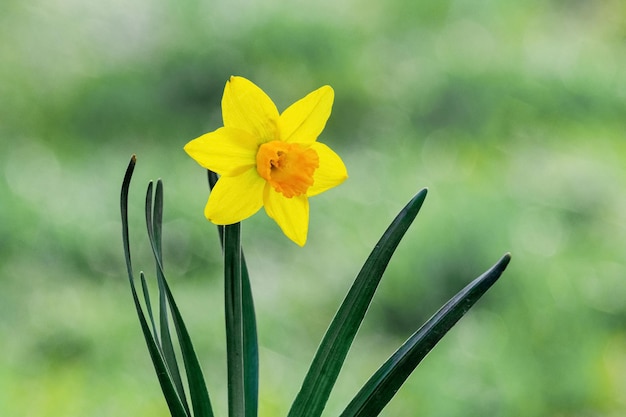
256, 141, 319, 198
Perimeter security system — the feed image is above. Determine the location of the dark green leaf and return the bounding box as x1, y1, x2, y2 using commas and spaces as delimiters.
241, 256, 259, 417
147, 178, 215, 417
147, 180, 191, 415
120, 155, 190, 417
140, 273, 160, 345
288, 188, 428, 417
340, 253, 511, 417
158, 265, 216, 417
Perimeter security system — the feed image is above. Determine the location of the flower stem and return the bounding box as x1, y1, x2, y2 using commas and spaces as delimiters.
224, 222, 245, 417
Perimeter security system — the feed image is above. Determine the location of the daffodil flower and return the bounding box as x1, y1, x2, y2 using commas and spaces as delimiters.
184, 76, 348, 246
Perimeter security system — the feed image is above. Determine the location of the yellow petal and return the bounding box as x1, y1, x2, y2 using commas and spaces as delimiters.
306, 142, 348, 197
184, 127, 258, 176
222, 76, 279, 142
264, 185, 309, 246
279, 85, 334, 144
205, 168, 265, 224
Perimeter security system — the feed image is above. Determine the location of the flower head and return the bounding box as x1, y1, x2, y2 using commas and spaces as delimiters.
185, 76, 348, 246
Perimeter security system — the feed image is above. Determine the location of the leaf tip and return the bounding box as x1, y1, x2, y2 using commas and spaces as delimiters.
500, 252, 512, 266
408, 187, 428, 211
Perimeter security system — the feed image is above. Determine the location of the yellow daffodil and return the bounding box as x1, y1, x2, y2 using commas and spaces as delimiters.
184, 76, 348, 246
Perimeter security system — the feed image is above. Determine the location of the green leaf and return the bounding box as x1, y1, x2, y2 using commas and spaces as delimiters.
145, 181, 190, 414
209, 169, 259, 417
288, 188, 428, 417
340, 253, 511, 417
158, 264, 216, 417
120, 155, 190, 417
240, 256, 259, 417
146, 178, 215, 417
139, 273, 160, 346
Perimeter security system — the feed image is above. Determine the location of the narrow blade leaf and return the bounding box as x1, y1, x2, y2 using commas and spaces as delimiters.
120, 155, 190, 417
121, 155, 136, 279
159, 266, 216, 417
288, 188, 428, 417
133, 272, 190, 417
145, 181, 190, 414
146, 179, 215, 417
340, 253, 512, 417
241, 255, 259, 417
140, 273, 160, 344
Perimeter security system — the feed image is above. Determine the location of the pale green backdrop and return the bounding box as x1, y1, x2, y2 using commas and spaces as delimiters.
1, 0, 625, 416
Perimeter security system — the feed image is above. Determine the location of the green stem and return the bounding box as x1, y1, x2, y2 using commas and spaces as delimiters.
224, 222, 245, 417
208, 170, 258, 417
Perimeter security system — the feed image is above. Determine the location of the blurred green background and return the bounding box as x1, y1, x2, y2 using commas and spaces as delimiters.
2, 0, 626, 415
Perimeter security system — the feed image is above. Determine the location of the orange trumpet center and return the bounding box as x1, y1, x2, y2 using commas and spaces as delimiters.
256, 141, 319, 198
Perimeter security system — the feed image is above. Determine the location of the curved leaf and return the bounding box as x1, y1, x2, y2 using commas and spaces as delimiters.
120, 155, 190, 417
146, 181, 190, 414
288, 188, 428, 417
146, 179, 215, 417
340, 253, 512, 417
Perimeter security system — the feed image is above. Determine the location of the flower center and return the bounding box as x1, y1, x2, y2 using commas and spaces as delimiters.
256, 141, 319, 198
